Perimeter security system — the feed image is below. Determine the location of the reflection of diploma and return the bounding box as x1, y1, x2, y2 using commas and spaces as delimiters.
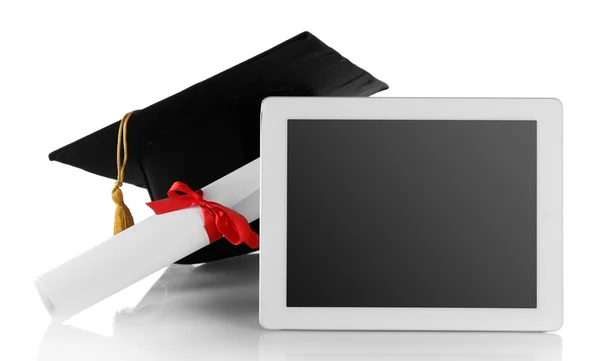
35, 159, 260, 321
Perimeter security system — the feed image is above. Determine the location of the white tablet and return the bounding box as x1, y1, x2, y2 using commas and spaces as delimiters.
259, 97, 562, 331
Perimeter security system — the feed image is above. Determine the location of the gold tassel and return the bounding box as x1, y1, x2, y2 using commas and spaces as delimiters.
112, 111, 136, 234
112, 187, 134, 234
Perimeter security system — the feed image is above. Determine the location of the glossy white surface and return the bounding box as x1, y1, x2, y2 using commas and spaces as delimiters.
37, 254, 564, 361
2, 1, 599, 359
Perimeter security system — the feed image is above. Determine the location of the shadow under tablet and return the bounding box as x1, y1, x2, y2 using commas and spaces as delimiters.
38, 254, 562, 361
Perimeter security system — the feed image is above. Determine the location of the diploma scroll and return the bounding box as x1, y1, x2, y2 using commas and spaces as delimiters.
36, 159, 260, 320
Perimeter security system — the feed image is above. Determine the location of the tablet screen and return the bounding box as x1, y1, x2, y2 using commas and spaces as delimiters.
286, 119, 537, 308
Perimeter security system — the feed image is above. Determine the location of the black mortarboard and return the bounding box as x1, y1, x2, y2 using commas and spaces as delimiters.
49, 31, 388, 264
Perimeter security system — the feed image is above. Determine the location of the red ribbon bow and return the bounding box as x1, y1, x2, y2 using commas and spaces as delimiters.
146, 182, 259, 249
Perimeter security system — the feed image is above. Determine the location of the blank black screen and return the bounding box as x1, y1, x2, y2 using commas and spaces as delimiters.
287, 119, 536, 308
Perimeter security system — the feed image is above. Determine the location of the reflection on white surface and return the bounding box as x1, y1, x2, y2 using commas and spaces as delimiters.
38, 254, 561, 361
260, 332, 562, 361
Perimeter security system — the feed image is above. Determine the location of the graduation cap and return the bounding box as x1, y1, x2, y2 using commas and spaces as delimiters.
49, 31, 388, 265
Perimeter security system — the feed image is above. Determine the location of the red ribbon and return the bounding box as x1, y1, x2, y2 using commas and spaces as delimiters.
146, 181, 259, 249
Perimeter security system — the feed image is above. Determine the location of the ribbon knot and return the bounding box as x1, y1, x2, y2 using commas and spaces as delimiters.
146, 181, 259, 249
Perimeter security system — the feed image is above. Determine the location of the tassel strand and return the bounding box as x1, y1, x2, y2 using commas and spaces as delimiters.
112, 111, 136, 234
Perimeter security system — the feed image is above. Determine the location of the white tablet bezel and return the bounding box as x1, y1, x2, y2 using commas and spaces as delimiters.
259, 97, 563, 331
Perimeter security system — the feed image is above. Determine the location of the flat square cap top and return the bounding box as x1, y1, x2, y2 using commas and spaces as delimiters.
49, 31, 388, 264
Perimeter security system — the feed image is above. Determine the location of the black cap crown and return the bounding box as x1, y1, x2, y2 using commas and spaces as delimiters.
49, 32, 388, 264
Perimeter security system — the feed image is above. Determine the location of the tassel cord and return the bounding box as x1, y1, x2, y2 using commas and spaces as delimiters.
112, 111, 136, 234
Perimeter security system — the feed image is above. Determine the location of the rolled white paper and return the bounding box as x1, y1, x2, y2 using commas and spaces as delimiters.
36, 159, 260, 320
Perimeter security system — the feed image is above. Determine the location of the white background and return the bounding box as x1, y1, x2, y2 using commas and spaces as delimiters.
0, 1, 598, 360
